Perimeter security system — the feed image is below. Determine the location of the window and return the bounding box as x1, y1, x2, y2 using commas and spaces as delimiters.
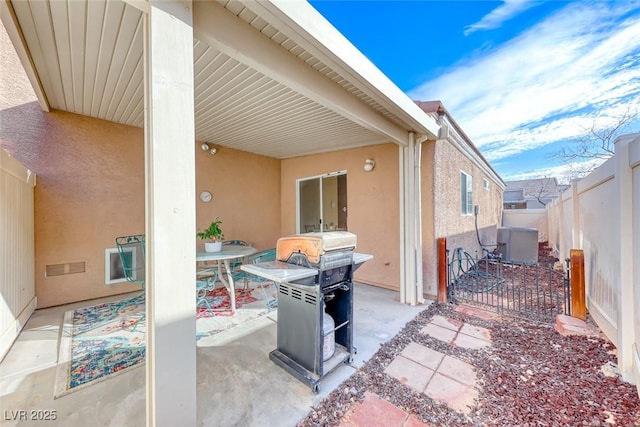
461, 171, 473, 215
483, 178, 490, 190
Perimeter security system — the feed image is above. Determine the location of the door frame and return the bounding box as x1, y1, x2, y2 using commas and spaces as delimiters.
296, 170, 347, 234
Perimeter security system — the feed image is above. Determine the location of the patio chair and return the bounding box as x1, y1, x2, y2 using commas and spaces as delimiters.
196, 268, 218, 311
115, 234, 146, 295
232, 248, 278, 311
112, 234, 146, 331
223, 239, 251, 272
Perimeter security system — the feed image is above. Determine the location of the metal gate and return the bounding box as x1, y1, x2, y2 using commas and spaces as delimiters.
447, 247, 571, 321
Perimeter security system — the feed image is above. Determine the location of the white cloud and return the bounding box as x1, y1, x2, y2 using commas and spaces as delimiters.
409, 2, 640, 165
502, 158, 606, 185
464, 0, 539, 35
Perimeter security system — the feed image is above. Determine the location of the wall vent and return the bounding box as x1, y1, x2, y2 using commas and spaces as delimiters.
46, 262, 86, 277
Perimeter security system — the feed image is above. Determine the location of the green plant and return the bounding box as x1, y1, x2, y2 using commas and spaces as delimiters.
196, 217, 224, 242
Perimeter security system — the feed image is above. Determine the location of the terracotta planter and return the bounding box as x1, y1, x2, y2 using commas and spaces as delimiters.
204, 242, 222, 253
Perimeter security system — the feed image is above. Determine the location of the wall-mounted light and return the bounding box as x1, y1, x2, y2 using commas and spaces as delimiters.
200, 143, 217, 155
364, 159, 375, 172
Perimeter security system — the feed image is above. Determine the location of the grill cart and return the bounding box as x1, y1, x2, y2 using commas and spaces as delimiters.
241, 231, 372, 393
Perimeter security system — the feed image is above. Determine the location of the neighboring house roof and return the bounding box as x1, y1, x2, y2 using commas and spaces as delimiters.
504, 178, 565, 205
415, 100, 506, 189
1, 0, 439, 159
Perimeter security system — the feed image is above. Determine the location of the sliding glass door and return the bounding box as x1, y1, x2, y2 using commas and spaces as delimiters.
298, 172, 347, 233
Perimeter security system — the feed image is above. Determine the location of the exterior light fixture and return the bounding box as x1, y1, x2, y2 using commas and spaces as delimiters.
364, 159, 375, 172
200, 143, 217, 155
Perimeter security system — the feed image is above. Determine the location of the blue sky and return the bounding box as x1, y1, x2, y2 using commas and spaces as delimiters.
309, 1, 640, 183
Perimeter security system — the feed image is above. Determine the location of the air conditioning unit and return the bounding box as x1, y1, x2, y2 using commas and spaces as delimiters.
497, 227, 538, 264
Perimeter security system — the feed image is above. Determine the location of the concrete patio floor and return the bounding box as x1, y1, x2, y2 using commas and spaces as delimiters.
0, 283, 428, 426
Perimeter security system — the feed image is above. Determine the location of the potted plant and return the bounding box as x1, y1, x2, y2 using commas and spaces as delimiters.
197, 217, 225, 252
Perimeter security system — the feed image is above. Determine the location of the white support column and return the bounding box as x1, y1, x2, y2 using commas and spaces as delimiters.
398, 146, 407, 304
414, 133, 426, 305
615, 135, 635, 383
143, 1, 196, 426
399, 135, 418, 306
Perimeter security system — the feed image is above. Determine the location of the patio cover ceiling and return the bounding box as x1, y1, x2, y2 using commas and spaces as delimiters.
2, 0, 439, 159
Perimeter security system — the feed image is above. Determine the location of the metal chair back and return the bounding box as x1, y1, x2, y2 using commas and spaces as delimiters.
115, 234, 146, 289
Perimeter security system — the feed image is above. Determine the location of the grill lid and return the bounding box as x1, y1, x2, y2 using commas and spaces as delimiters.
277, 231, 357, 265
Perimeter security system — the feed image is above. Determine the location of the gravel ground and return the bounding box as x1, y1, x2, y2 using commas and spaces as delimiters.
298, 302, 640, 427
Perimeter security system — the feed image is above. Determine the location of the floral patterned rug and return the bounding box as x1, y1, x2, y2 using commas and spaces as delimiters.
54, 283, 277, 398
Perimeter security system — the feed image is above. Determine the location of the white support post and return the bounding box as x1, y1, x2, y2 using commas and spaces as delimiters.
615, 135, 635, 383
399, 135, 417, 306
143, 1, 196, 426
398, 146, 407, 304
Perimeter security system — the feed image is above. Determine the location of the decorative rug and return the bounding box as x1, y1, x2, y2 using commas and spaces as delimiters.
54, 293, 146, 399
195, 282, 278, 341
54, 282, 277, 398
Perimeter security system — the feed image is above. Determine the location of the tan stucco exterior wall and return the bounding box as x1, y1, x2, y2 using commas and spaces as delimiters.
432, 138, 503, 265
281, 144, 401, 290
420, 140, 438, 297
195, 145, 281, 251
1, 103, 281, 307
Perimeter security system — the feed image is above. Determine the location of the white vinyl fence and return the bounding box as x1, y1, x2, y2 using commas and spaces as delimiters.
502, 208, 548, 242
0, 149, 36, 360
548, 133, 639, 391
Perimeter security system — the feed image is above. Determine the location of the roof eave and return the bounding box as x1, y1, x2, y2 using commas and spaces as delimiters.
246, 0, 440, 140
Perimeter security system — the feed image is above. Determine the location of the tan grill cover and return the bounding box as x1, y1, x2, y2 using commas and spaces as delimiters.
276, 231, 357, 265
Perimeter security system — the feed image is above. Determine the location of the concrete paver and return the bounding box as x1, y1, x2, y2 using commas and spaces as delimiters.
424, 372, 478, 415
400, 342, 444, 370
455, 304, 500, 320
420, 323, 457, 343
438, 355, 477, 386
555, 314, 600, 337
452, 332, 490, 349
459, 323, 491, 341
339, 392, 430, 427
430, 315, 463, 331
384, 356, 434, 392
341, 304, 501, 424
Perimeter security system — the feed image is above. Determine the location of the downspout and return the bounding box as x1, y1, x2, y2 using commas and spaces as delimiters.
413, 132, 427, 305
406, 133, 417, 305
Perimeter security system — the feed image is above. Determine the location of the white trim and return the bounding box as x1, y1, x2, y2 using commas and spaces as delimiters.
192, 1, 417, 146
241, 0, 440, 140
296, 170, 347, 233
105, 247, 136, 285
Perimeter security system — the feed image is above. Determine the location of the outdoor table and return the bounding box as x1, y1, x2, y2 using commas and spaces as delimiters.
196, 245, 257, 312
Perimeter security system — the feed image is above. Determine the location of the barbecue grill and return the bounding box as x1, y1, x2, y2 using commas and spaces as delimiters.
242, 231, 371, 392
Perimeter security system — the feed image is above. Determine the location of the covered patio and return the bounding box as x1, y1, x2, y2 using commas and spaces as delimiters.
1, 284, 428, 426
1, 0, 440, 424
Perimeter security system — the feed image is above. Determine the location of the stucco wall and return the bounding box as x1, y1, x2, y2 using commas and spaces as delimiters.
1, 103, 281, 307
420, 141, 437, 297
281, 144, 400, 290
431, 138, 503, 290
196, 145, 281, 252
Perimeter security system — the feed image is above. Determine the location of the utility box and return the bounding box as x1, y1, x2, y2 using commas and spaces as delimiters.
497, 227, 538, 264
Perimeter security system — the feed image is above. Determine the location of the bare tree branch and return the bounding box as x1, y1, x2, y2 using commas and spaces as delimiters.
552, 108, 639, 177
